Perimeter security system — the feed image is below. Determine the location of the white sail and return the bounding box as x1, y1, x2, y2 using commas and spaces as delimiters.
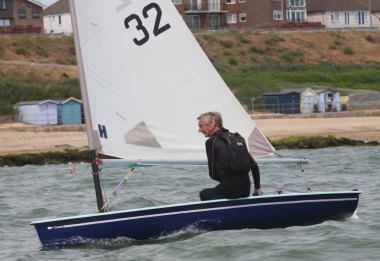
71, 0, 275, 163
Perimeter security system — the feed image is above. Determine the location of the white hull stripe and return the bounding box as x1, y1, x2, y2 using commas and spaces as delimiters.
47, 198, 356, 230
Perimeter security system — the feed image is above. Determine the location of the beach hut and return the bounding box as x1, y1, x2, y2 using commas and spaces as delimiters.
315, 89, 340, 112
300, 88, 318, 114
54, 97, 82, 125
14, 100, 59, 125
263, 88, 318, 114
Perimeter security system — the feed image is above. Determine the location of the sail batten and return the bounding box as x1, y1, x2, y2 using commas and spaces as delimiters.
73, 0, 275, 162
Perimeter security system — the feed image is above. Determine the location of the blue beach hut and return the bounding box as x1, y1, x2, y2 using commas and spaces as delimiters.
262, 88, 319, 114
55, 97, 83, 125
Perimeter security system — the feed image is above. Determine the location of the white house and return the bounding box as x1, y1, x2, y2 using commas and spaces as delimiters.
43, 0, 72, 35
14, 100, 59, 125
307, 0, 380, 29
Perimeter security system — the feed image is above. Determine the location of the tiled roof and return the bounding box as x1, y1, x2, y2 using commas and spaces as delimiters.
43, 0, 70, 14
307, 0, 377, 12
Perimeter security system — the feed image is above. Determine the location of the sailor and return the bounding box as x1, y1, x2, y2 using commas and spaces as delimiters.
197, 111, 263, 201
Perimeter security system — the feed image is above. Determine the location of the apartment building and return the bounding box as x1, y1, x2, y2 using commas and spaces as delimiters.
0, 0, 44, 27
172, 0, 308, 29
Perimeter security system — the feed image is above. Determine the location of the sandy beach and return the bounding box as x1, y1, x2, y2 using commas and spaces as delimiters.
1, 117, 379, 156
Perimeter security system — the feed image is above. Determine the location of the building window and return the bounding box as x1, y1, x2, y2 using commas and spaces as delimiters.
32, 9, 40, 18
226, 0, 236, 4
172, 0, 181, 4
0, 0, 6, 10
19, 9, 26, 18
273, 10, 283, 20
227, 14, 236, 23
239, 0, 246, 2
287, 0, 305, 7
330, 11, 339, 22
356, 11, 367, 25
58, 15, 62, 25
0, 19, 11, 26
288, 9, 306, 22
187, 15, 200, 28
239, 13, 247, 22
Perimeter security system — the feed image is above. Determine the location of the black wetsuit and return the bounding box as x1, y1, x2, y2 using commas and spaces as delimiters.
200, 128, 261, 201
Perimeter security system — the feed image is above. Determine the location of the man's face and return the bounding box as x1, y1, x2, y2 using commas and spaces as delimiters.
198, 118, 215, 137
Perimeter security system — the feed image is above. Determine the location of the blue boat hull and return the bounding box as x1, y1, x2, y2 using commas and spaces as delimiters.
31, 191, 360, 246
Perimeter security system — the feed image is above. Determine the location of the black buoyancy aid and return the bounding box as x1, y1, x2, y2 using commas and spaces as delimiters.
213, 131, 251, 176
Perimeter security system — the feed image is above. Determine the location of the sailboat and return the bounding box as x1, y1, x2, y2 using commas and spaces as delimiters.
31, 0, 360, 246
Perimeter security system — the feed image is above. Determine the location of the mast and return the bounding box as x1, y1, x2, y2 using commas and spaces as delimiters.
69, 0, 105, 212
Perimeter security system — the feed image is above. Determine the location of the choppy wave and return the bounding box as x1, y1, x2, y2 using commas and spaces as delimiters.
1, 146, 380, 260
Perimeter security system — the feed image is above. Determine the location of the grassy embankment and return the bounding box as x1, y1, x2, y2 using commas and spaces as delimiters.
1, 31, 380, 115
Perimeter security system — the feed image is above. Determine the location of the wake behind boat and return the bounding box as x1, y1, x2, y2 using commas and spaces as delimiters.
31, 0, 360, 246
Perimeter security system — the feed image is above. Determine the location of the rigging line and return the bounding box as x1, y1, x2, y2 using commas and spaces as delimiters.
298, 163, 312, 193
98, 163, 139, 213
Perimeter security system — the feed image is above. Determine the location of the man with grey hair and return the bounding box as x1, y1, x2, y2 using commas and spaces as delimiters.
197, 112, 263, 201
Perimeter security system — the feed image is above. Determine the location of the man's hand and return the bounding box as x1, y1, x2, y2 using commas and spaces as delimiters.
254, 188, 263, 196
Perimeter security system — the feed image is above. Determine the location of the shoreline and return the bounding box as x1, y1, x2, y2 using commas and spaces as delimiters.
0, 117, 379, 156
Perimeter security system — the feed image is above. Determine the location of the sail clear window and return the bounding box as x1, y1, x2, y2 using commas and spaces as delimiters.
0, 0, 6, 10
239, 13, 247, 22
32, 9, 40, 18
227, 14, 236, 23
330, 11, 339, 22
19, 9, 26, 18
273, 11, 283, 20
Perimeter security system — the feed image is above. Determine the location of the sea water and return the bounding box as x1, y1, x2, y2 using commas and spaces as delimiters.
0, 146, 379, 260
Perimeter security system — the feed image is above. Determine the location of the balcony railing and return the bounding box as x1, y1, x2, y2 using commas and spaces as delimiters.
185, 3, 227, 12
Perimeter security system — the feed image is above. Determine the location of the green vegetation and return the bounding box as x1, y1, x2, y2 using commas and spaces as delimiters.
228, 57, 238, 65
329, 45, 337, 50
334, 40, 341, 46
223, 50, 230, 56
219, 63, 380, 97
270, 135, 379, 150
15, 47, 30, 56
219, 40, 233, 48
281, 49, 303, 63
239, 36, 251, 44
265, 35, 285, 46
35, 45, 49, 57
69, 46, 76, 55
0, 76, 81, 115
366, 34, 373, 41
277, 47, 289, 53
343, 46, 354, 55
0, 149, 117, 167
